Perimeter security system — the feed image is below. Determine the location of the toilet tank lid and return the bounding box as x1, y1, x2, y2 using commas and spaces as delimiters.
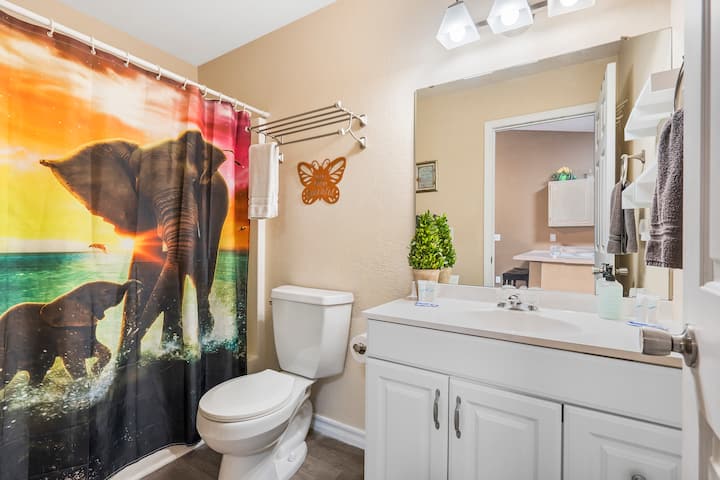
271, 285, 354, 306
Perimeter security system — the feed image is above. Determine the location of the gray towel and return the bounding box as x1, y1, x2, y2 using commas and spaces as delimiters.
646, 109, 683, 269
607, 181, 638, 254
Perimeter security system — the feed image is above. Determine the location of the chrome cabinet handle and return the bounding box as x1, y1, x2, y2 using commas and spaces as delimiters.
433, 389, 440, 430
454, 396, 462, 439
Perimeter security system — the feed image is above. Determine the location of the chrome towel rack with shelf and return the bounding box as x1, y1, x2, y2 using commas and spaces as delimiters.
248, 101, 367, 149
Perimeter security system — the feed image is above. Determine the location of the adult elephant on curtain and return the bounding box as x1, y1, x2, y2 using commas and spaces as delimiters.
40, 130, 229, 363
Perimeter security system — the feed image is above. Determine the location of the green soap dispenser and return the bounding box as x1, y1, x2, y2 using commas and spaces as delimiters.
594, 263, 623, 320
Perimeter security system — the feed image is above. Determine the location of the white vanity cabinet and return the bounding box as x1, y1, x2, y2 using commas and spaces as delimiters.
365, 359, 448, 480
364, 316, 682, 479
449, 379, 562, 480
365, 359, 560, 480
564, 406, 682, 480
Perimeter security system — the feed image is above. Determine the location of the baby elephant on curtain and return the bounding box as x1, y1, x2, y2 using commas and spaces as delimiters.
0, 280, 141, 387
40, 131, 229, 363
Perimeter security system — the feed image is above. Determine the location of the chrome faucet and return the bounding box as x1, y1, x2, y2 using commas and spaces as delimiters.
497, 292, 539, 312
507, 294, 523, 310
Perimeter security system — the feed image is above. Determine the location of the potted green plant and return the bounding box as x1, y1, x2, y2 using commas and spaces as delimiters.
435, 214, 456, 283
408, 211, 445, 283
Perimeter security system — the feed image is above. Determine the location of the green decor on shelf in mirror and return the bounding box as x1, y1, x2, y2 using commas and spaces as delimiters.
409, 210, 445, 283
550, 166, 577, 181
435, 213, 456, 284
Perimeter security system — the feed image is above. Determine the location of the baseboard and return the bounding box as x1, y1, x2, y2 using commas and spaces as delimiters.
110, 441, 204, 479
311, 414, 365, 450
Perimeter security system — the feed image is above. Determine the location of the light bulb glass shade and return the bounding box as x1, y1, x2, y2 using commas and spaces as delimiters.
487, 0, 533, 34
547, 0, 595, 17
436, 1, 481, 49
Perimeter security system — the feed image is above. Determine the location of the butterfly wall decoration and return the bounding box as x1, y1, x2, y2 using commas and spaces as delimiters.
297, 157, 347, 205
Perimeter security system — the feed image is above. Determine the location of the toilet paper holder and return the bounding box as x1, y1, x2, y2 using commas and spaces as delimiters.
352, 342, 367, 355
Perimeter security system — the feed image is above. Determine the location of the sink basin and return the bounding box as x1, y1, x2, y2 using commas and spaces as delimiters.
473, 309, 584, 336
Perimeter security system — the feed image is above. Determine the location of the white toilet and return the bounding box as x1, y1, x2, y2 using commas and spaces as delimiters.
197, 285, 354, 480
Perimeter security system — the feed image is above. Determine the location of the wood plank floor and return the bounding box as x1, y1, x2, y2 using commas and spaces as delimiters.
143, 431, 364, 480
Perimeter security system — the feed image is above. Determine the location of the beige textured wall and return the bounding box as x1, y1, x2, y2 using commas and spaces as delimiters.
494, 131, 595, 280
415, 58, 611, 285
199, 0, 672, 430
8, 0, 197, 80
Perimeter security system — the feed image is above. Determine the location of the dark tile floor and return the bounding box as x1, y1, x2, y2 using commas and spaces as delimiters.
143, 431, 364, 480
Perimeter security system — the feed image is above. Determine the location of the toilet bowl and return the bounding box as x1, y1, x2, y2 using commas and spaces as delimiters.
197, 285, 354, 480
197, 370, 315, 480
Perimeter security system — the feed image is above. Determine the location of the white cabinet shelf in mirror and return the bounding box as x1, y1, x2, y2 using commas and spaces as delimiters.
622, 161, 658, 210
624, 68, 681, 141
548, 177, 594, 227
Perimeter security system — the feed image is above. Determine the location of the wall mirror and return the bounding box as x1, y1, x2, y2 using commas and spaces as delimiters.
415, 28, 678, 299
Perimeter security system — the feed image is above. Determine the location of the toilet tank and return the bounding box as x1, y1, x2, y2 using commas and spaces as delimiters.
271, 285, 354, 379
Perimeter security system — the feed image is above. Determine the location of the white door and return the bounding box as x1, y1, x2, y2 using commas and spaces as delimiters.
682, 1, 720, 478
365, 358, 449, 480
448, 379, 561, 480
564, 406, 682, 480
594, 62, 617, 268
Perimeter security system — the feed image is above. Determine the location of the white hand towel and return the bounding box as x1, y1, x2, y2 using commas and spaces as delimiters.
248, 143, 279, 219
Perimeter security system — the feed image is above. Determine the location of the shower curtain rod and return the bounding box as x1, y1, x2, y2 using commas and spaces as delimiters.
0, 0, 270, 119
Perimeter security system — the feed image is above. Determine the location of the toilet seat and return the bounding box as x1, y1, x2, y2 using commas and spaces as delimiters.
199, 370, 295, 423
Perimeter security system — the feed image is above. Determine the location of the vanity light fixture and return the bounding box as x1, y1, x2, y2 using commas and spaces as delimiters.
547, 0, 596, 17
435, 0, 597, 49
486, 0, 534, 35
436, 1, 481, 50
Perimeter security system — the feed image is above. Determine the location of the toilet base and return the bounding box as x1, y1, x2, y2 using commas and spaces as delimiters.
218, 400, 313, 480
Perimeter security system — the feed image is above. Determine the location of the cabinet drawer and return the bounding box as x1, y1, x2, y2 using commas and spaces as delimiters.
564, 405, 681, 480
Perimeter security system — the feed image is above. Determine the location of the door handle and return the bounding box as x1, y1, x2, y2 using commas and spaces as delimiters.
640, 326, 697, 367
433, 389, 440, 430
454, 396, 461, 439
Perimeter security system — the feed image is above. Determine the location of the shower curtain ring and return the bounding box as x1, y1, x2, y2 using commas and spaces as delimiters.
156, 67, 162, 81
201, 87, 209, 98
90, 37, 96, 55
124, 51, 131, 67
182, 79, 188, 90
47, 20, 55, 37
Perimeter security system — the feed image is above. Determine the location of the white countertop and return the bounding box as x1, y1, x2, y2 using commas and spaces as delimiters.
364, 296, 681, 369
513, 248, 595, 265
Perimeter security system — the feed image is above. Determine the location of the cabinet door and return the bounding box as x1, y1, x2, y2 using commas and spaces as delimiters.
448, 379, 562, 480
564, 405, 682, 480
548, 178, 595, 227
365, 358, 449, 480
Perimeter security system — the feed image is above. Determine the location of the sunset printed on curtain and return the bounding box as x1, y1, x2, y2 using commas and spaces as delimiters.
0, 13, 250, 479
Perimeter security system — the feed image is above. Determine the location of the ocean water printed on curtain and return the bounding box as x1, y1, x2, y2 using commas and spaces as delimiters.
0, 13, 250, 479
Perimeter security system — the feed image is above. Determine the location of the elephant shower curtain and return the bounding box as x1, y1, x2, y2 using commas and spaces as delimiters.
0, 12, 250, 479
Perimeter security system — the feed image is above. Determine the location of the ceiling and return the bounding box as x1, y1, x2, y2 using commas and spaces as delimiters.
58, 0, 336, 65
513, 115, 595, 133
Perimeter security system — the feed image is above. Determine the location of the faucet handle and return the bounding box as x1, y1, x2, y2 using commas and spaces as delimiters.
496, 285, 516, 306
524, 288, 542, 311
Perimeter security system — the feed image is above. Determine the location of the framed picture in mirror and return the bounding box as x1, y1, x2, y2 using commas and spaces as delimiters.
416, 161, 437, 193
